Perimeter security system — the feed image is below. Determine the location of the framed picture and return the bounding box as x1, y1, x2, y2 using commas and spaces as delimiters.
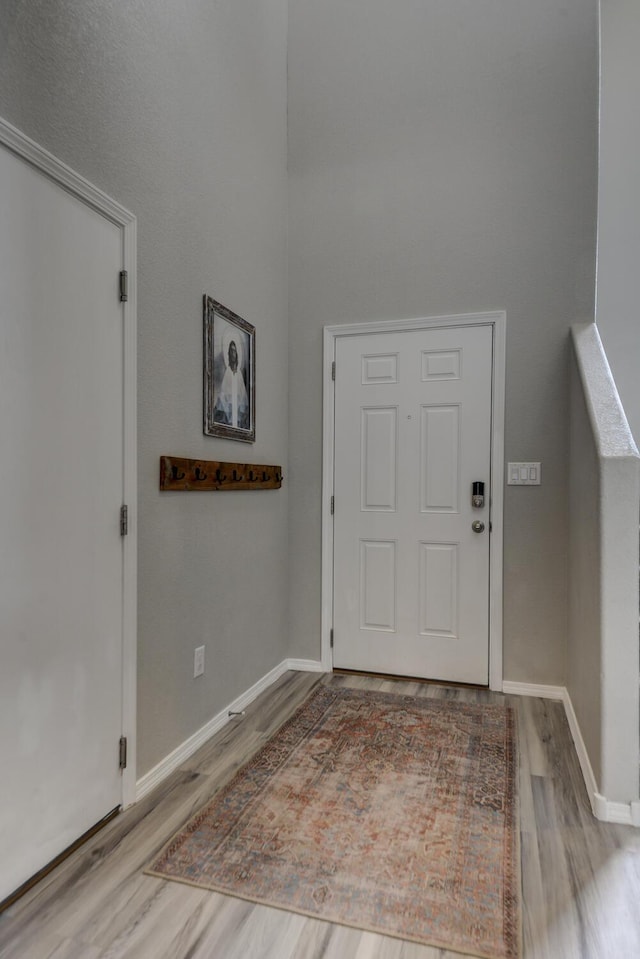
203, 296, 255, 443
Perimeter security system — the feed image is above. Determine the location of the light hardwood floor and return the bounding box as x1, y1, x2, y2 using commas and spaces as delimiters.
1, 670, 639, 959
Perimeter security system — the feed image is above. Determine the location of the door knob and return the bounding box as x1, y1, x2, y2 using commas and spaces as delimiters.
472, 521, 485, 533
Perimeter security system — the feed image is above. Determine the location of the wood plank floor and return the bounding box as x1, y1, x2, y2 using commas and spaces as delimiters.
1, 670, 639, 959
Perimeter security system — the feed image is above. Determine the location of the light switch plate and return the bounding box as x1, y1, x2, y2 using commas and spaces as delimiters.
507, 462, 541, 485
194, 645, 205, 678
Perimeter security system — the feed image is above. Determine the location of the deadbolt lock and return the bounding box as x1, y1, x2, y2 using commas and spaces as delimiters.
472, 481, 485, 508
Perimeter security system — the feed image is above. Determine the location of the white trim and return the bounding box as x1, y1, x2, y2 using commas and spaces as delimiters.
564, 688, 636, 825
120, 207, 138, 808
504, 681, 640, 826
324, 312, 506, 339
0, 116, 138, 809
557, 687, 600, 814
135, 658, 326, 801
502, 681, 566, 700
286, 658, 327, 673
0, 116, 135, 224
488, 315, 506, 691
322, 312, 506, 689
321, 328, 337, 673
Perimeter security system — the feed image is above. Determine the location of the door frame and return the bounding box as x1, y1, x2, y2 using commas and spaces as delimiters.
322, 312, 506, 690
0, 116, 138, 806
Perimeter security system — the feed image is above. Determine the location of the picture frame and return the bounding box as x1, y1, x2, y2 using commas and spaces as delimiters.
203, 296, 255, 443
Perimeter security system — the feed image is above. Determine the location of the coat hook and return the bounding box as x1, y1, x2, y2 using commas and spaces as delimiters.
161, 457, 283, 492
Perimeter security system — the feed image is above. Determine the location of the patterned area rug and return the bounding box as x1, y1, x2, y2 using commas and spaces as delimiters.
147, 685, 520, 959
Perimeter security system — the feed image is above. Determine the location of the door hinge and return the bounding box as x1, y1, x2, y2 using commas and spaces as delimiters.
330, 628, 334, 648
331, 360, 336, 381
120, 505, 128, 536
119, 736, 127, 770
119, 270, 128, 303
330, 495, 335, 515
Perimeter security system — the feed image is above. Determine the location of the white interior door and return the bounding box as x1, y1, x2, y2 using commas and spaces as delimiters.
0, 143, 125, 902
333, 325, 493, 684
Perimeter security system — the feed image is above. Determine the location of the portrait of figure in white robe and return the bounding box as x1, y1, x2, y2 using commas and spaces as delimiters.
213, 326, 250, 430
204, 295, 255, 442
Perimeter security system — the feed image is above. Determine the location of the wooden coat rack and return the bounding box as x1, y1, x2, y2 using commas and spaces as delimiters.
159, 456, 282, 492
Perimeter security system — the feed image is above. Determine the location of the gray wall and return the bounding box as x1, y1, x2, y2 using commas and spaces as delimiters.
0, 0, 289, 775
568, 324, 640, 803
595, 0, 640, 444
568, 340, 602, 787
287, 0, 599, 683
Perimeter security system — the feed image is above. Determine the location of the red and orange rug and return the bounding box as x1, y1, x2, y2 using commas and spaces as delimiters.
147, 685, 520, 959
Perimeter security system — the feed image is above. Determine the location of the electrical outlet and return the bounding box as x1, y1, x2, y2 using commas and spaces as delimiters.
194, 645, 205, 678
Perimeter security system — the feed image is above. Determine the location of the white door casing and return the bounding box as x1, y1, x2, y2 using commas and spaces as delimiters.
322, 314, 505, 688
0, 118, 137, 903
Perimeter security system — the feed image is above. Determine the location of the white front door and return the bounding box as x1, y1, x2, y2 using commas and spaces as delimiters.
333, 325, 493, 684
0, 142, 126, 902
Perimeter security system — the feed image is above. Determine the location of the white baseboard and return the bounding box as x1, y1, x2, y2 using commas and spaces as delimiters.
135, 658, 325, 802
285, 658, 326, 673
591, 795, 640, 826
502, 681, 565, 700
503, 680, 640, 827
558, 686, 601, 818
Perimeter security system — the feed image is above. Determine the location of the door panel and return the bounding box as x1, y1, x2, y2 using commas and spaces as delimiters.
361, 408, 397, 510
360, 540, 397, 631
333, 325, 492, 684
0, 144, 124, 901
420, 405, 460, 511
419, 542, 458, 637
